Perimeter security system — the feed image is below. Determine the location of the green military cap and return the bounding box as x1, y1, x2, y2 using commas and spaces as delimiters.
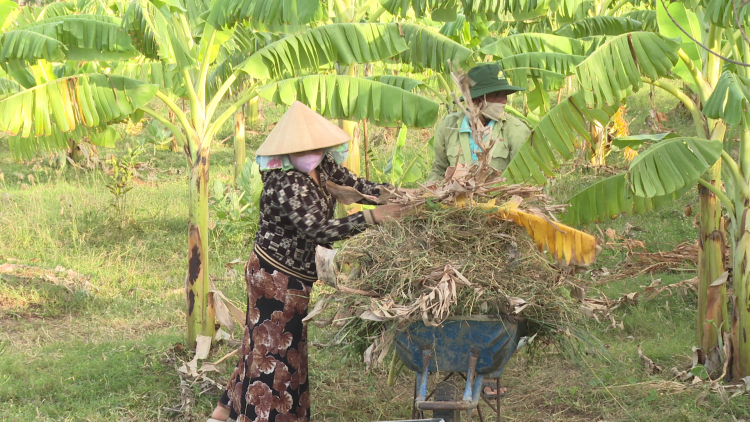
467, 63, 524, 99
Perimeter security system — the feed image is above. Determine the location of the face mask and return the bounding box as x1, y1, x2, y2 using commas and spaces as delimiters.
289, 150, 325, 173
481, 101, 506, 121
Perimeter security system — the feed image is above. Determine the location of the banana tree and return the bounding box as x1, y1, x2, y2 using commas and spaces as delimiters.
0, 0, 456, 349
472, 0, 739, 376
123, 0, 452, 347
498, 0, 750, 378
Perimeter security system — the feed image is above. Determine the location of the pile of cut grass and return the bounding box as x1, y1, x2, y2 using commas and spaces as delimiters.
325, 206, 592, 361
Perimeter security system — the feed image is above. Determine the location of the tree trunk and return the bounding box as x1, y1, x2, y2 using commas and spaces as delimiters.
730, 121, 750, 378
362, 64, 372, 180
697, 164, 727, 375
732, 209, 750, 378
248, 96, 259, 124
589, 121, 607, 167
186, 147, 215, 349
169, 109, 180, 152
363, 119, 370, 180
234, 105, 246, 182
337, 64, 361, 215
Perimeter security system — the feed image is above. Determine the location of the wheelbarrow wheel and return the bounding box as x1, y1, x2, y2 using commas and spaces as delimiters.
433, 381, 459, 422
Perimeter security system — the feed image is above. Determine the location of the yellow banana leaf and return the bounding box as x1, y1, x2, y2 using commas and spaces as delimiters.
472, 199, 598, 266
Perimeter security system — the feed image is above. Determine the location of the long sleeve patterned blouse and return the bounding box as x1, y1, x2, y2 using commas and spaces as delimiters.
254, 153, 389, 281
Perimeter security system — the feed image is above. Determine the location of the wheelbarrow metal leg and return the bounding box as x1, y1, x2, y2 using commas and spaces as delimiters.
476, 401, 485, 422
463, 349, 480, 422
496, 379, 501, 422
411, 374, 420, 419
416, 347, 432, 402
462, 349, 479, 402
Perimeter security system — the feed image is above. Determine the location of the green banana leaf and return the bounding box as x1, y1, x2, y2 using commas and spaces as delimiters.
623, 10, 657, 32
656, 0, 702, 89
575, 32, 679, 108
554, 0, 593, 24
502, 92, 618, 184
554, 16, 642, 38
380, 0, 459, 20
561, 173, 691, 226
499, 52, 584, 90
611, 132, 678, 149
482, 33, 589, 58
240, 23, 409, 80
394, 23, 474, 73
0, 74, 157, 138
628, 137, 723, 198
0, 15, 137, 63
257, 75, 440, 128
704, 0, 750, 28
703, 71, 750, 126
206, 0, 323, 30
366, 75, 425, 92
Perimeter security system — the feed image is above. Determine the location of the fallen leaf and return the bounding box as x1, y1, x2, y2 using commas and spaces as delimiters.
638, 344, 663, 375
211, 288, 245, 325
195, 335, 212, 360
210, 292, 235, 332
710, 271, 729, 287
325, 180, 379, 205
225, 258, 243, 268
214, 328, 231, 342
363, 342, 375, 371
315, 246, 339, 288
302, 297, 329, 323
199, 362, 220, 373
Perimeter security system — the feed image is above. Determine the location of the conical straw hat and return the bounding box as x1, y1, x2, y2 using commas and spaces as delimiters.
255, 101, 350, 156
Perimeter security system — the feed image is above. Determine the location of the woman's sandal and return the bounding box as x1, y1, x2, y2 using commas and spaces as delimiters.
480, 380, 507, 399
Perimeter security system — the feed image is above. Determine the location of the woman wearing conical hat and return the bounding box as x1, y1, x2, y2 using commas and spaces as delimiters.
210, 102, 407, 422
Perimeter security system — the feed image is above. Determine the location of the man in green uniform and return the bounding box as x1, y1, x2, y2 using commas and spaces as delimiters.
427, 63, 530, 182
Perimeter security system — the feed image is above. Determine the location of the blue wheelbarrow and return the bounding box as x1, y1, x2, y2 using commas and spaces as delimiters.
392, 316, 527, 422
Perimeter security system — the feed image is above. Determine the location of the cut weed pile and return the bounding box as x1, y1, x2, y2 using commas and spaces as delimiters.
328, 207, 584, 345
315, 180, 600, 366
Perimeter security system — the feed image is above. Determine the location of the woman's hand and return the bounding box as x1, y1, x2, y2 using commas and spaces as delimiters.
371, 203, 410, 223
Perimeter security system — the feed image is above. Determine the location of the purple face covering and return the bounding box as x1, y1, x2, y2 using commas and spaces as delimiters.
289, 150, 325, 173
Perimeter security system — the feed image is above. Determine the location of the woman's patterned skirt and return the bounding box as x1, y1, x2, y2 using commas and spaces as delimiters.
218, 249, 314, 422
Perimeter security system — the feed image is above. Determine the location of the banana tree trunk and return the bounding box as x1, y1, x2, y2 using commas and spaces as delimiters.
337, 64, 361, 216
590, 121, 607, 167
699, 23, 726, 371
697, 163, 727, 374
169, 109, 180, 152
732, 209, 750, 378
234, 105, 246, 182
363, 64, 372, 180
187, 146, 215, 348
730, 123, 750, 378
363, 119, 370, 180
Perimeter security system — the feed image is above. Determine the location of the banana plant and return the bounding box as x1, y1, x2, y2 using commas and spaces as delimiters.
501, 0, 750, 379
120, 9, 447, 348
469, 0, 739, 376
1, 0, 466, 349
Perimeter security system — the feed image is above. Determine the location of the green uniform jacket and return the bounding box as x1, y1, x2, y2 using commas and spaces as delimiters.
427, 111, 531, 182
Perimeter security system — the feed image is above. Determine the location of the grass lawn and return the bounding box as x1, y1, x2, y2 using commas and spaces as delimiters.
1, 93, 749, 422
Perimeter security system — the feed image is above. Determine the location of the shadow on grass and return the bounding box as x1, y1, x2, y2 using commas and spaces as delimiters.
0, 273, 92, 319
